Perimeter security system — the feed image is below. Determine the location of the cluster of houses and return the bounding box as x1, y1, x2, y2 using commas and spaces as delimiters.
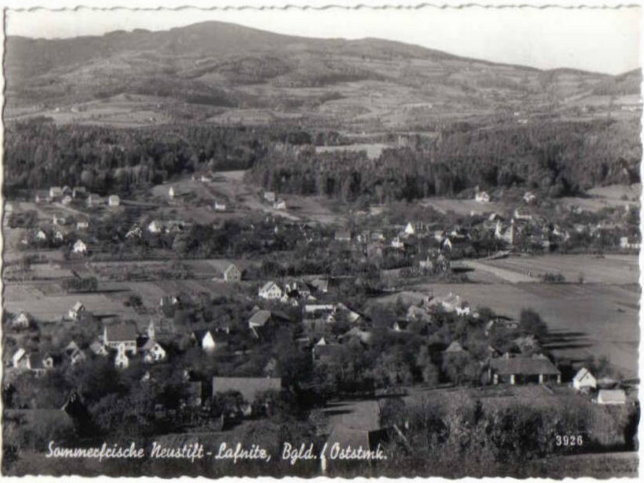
36, 185, 120, 208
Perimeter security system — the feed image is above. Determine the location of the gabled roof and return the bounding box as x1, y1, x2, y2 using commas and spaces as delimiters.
105, 322, 138, 342
490, 355, 560, 376
249, 310, 272, 327
573, 367, 595, 383
212, 377, 282, 403
597, 389, 626, 403
444, 341, 465, 353
259, 281, 280, 292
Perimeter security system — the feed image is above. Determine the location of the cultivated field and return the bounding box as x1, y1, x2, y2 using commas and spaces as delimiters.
467, 254, 639, 284
377, 254, 640, 378
419, 197, 507, 216
3, 283, 140, 321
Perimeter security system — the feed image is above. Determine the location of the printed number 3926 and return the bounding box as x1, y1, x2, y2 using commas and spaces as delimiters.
555, 434, 583, 446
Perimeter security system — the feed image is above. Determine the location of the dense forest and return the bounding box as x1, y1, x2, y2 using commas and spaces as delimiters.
2, 119, 300, 196
248, 119, 641, 202
4, 117, 640, 201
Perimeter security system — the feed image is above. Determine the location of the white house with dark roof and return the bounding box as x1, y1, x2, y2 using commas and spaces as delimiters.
211, 261, 242, 282
68, 301, 85, 320
258, 281, 283, 300
104, 322, 138, 354
72, 239, 87, 255
108, 195, 121, 207
572, 367, 597, 391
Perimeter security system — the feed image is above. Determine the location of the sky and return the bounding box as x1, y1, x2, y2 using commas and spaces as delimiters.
5, 5, 641, 74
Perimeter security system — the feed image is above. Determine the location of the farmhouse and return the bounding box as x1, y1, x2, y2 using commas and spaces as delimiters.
142, 340, 167, 363
489, 353, 561, 385
68, 301, 85, 320
108, 195, 121, 207
211, 261, 242, 282
103, 322, 138, 354
572, 367, 597, 391
214, 201, 227, 212
35, 229, 48, 242
258, 281, 283, 300
212, 377, 282, 404
76, 220, 89, 230
72, 239, 88, 255
263, 191, 276, 203
596, 389, 627, 405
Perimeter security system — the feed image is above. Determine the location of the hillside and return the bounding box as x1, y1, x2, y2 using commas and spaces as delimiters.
4, 21, 641, 130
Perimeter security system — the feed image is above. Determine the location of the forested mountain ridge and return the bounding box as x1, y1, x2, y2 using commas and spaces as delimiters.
5, 21, 640, 129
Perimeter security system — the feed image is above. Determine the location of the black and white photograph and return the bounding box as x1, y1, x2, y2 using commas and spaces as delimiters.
1, 0, 641, 478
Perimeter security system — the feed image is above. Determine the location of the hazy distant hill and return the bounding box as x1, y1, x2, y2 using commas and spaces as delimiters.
5, 21, 640, 129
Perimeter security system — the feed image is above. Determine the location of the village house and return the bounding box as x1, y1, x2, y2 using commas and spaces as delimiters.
90, 341, 109, 356
308, 277, 329, 294
68, 301, 85, 321
258, 281, 283, 300
148, 220, 164, 234
391, 236, 405, 249
489, 353, 561, 385
103, 322, 138, 355
248, 310, 273, 338
474, 186, 491, 203
35, 229, 48, 242
49, 187, 63, 199
125, 225, 142, 239
572, 367, 597, 391
211, 261, 242, 282
273, 199, 287, 210
192, 330, 216, 352
61, 195, 73, 206
596, 389, 627, 405
72, 186, 87, 198
12, 311, 31, 329
334, 230, 352, 242
169, 186, 176, 199
12, 349, 50, 375
404, 222, 416, 236
76, 220, 89, 230
86, 194, 103, 207
108, 195, 121, 207
263, 191, 276, 203
214, 201, 227, 212
142, 340, 167, 363
72, 239, 88, 255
